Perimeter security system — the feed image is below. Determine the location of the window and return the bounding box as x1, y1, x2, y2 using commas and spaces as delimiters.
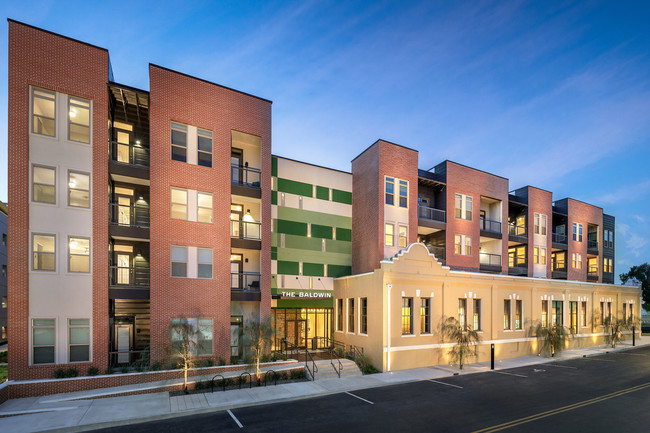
197, 318, 213, 355
607, 302, 612, 323
600, 302, 605, 325
385, 177, 395, 205
1, 296, 6, 308
473, 299, 481, 331
623, 304, 627, 324
398, 225, 408, 248
68, 171, 90, 208
171, 188, 188, 220
171, 246, 188, 277
197, 248, 212, 278
68, 237, 90, 273
572, 223, 583, 242
604, 230, 614, 248
421, 298, 431, 333
197, 192, 213, 223
337, 299, 343, 331
33, 319, 55, 364
385, 223, 394, 246
33, 165, 56, 204
458, 298, 467, 328
552, 301, 563, 326
69, 319, 90, 362
170, 318, 213, 356
504, 300, 511, 330
534, 247, 546, 264
534, 213, 547, 235
604, 258, 613, 273
572, 253, 582, 269
171, 122, 188, 162
2, 233, 6, 246
361, 298, 368, 334
569, 302, 578, 333
581, 301, 587, 327
398, 180, 408, 208
402, 297, 413, 334
1, 327, 5, 340
534, 247, 538, 264
541, 300, 548, 327
515, 300, 522, 330
348, 299, 355, 333
455, 194, 472, 220
299, 196, 303, 209
33, 234, 55, 271
454, 235, 472, 255
68, 97, 90, 143
1, 265, 5, 277
197, 128, 213, 167
32, 88, 56, 136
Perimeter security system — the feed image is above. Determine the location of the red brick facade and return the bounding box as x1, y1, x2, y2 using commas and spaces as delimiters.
566, 199, 603, 282
526, 187, 553, 278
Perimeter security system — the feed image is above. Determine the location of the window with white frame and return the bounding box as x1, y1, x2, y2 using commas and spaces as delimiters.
454, 234, 471, 255
197, 128, 213, 168
68, 237, 90, 273
197, 248, 213, 278
32, 88, 56, 137
171, 122, 188, 162
197, 192, 213, 223
572, 253, 582, 269
385, 177, 395, 205
385, 223, 394, 246
69, 319, 90, 362
33, 164, 56, 204
604, 257, 613, 273
361, 298, 368, 334
534, 246, 546, 264
515, 300, 522, 330
398, 225, 408, 248
534, 213, 547, 235
455, 193, 472, 220
398, 180, 408, 208
32, 319, 55, 364
33, 233, 56, 271
458, 298, 467, 328
171, 188, 188, 220
68, 171, 90, 208
504, 300, 511, 329
473, 299, 482, 331
572, 222, 583, 242
68, 96, 91, 143
348, 298, 355, 333
171, 246, 188, 277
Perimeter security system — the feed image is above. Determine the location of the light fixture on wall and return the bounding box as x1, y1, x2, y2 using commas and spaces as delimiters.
243, 210, 255, 223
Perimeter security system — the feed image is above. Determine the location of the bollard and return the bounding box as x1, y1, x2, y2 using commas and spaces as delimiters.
491, 344, 495, 370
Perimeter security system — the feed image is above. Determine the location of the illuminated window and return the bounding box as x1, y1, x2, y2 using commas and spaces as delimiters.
171, 188, 188, 220
348, 299, 355, 333
197, 192, 213, 223
600, 302, 605, 325
581, 301, 587, 327
552, 300, 563, 326
1, 296, 6, 308
402, 297, 413, 335
572, 253, 582, 269
473, 299, 481, 331
455, 194, 472, 220
534, 213, 547, 235
569, 301, 578, 333
197, 128, 212, 167
458, 298, 467, 328
398, 180, 408, 208
32, 319, 55, 364
421, 298, 431, 333
68, 319, 90, 362
572, 223, 583, 242
337, 299, 343, 331
398, 225, 408, 248
68, 171, 90, 208
515, 300, 522, 330
385, 223, 394, 246
361, 298, 368, 334
33, 233, 55, 271
68, 236, 90, 273
541, 300, 548, 327
171, 122, 187, 162
534, 247, 547, 264
504, 300, 511, 330
68, 96, 90, 143
33, 165, 56, 204
32, 88, 56, 137
385, 177, 394, 205
454, 235, 472, 255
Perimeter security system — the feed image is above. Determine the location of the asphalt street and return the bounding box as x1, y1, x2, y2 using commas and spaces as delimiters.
89, 346, 650, 432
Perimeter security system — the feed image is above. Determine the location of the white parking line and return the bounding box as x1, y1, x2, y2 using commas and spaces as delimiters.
428, 379, 463, 389
345, 391, 374, 404
545, 363, 578, 369
227, 409, 243, 428
582, 358, 616, 362
492, 370, 527, 378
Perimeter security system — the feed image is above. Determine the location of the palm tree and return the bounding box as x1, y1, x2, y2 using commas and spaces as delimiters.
440, 317, 481, 369
535, 322, 567, 357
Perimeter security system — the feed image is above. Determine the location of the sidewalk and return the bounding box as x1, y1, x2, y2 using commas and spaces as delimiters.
1, 337, 649, 433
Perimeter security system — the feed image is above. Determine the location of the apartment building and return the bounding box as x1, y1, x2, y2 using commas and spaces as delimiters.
0, 202, 7, 344
7, 20, 632, 383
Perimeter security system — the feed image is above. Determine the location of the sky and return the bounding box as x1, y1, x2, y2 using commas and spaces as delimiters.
0, 1, 649, 280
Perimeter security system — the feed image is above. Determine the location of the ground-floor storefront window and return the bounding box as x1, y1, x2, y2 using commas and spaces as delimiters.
272, 308, 332, 350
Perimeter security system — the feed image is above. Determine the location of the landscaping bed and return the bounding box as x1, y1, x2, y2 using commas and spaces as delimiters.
169, 368, 308, 396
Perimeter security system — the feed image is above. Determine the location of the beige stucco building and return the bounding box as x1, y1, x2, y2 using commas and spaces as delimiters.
333, 243, 640, 372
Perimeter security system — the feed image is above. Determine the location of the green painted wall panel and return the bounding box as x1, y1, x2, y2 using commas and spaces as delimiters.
277, 261, 300, 275
277, 219, 308, 236
277, 178, 313, 197
276, 207, 351, 228
328, 264, 352, 278
276, 248, 351, 266
332, 189, 352, 204
271, 190, 277, 205
316, 186, 329, 200
303, 262, 324, 277
311, 224, 332, 240
336, 227, 352, 242
272, 157, 278, 177
285, 235, 323, 251
325, 239, 352, 254
277, 299, 332, 308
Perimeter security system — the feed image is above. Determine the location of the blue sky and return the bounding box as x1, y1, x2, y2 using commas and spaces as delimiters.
0, 1, 649, 279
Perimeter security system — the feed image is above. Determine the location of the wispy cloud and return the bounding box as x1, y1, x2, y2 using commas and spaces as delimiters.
596, 179, 650, 205
618, 223, 650, 258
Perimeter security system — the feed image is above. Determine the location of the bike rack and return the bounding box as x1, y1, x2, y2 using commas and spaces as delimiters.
211, 374, 226, 393
239, 372, 252, 389
264, 370, 278, 387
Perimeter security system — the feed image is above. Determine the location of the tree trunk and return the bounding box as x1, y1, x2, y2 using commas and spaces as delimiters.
184, 361, 188, 394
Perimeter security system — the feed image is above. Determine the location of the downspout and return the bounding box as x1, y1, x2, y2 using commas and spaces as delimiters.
386, 282, 392, 372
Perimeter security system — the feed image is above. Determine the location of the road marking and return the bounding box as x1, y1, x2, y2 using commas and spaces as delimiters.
617, 352, 649, 357
582, 357, 616, 362
472, 381, 650, 433
492, 370, 527, 378
544, 364, 578, 369
427, 379, 463, 389
227, 409, 243, 428
345, 391, 374, 404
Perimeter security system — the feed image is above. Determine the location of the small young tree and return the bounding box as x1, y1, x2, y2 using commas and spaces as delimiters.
169, 318, 198, 393
440, 317, 481, 369
605, 315, 628, 348
535, 322, 568, 357
243, 315, 273, 384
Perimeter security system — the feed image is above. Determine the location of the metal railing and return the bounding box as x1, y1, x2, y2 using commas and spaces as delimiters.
110, 140, 149, 167
588, 265, 598, 276
230, 220, 261, 240
417, 205, 446, 223
508, 254, 527, 269
480, 217, 502, 233
480, 252, 501, 267
231, 272, 261, 291
109, 202, 150, 228
284, 340, 317, 381
552, 261, 566, 271
588, 239, 598, 250
108, 349, 149, 367
424, 244, 446, 261
508, 223, 526, 236
231, 164, 261, 188
552, 232, 567, 244
331, 349, 342, 378
109, 265, 150, 287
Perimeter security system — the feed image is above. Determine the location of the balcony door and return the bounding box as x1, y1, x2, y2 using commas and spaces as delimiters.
231, 253, 243, 289
231, 148, 243, 184
114, 187, 134, 226
114, 122, 133, 164
230, 204, 243, 238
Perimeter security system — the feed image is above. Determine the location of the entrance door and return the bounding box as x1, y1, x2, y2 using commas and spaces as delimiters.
231, 254, 243, 289
286, 320, 307, 348
116, 253, 131, 285
230, 316, 243, 358
116, 325, 131, 364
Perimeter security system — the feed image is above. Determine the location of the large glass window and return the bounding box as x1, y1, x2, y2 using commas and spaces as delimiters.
473, 299, 481, 331
552, 300, 563, 326
171, 122, 188, 162
402, 297, 413, 334
515, 300, 522, 330
1, 296, 7, 308
33, 165, 56, 204
32, 88, 56, 136
68, 171, 90, 208
348, 299, 355, 333
197, 318, 213, 355
197, 192, 213, 223
569, 301, 578, 333
69, 319, 90, 362
455, 194, 472, 220
504, 300, 511, 330
171, 188, 188, 220
572, 223, 583, 242
361, 298, 368, 334
421, 298, 431, 333
385, 223, 394, 246
581, 301, 587, 327
398, 180, 408, 208
68, 97, 90, 143
541, 300, 548, 327
171, 246, 188, 277
33, 234, 55, 271
454, 235, 472, 255
458, 298, 467, 328
398, 225, 408, 248
197, 128, 213, 168
385, 177, 395, 205
572, 253, 582, 269
33, 319, 55, 364
170, 318, 213, 356
534, 213, 547, 235
337, 299, 343, 331
68, 237, 90, 273
197, 248, 212, 278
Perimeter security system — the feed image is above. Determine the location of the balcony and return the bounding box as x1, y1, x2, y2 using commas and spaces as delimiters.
231, 220, 261, 241
508, 223, 526, 237
418, 205, 446, 223
552, 262, 567, 279
508, 254, 528, 276
552, 232, 568, 246
480, 252, 501, 272
231, 271, 261, 302
480, 217, 502, 237
109, 265, 150, 299
588, 265, 598, 282
110, 202, 149, 228
587, 239, 599, 254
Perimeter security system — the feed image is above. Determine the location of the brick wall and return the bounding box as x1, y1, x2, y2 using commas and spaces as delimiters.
7, 20, 109, 380
526, 187, 553, 278
148, 65, 272, 363
566, 199, 603, 282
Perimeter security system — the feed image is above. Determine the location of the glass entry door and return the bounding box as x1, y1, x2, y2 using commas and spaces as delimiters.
231, 254, 243, 289
286, 320, 307, 348
116, 325, 131, 363
116, 253, 131, 285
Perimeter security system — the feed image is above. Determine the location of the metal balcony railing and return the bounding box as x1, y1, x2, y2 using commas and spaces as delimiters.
230, 220, 261, 240
588, 240, 598, 250
109, 265, 150, 288
109, 202, 150, 228
480, 252, 501, 267
508, 254, 527, 268
424, 244, 446, 261
231, 164, 261, 188
552, 261, 567, 271
231, 272, 261, 291
588, 265, 598, 276
110, 140, 149, 167
480, 217, 502, 234
552, 232, 568, 244
417, 205, 446, 223
508, 223, 526, 236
